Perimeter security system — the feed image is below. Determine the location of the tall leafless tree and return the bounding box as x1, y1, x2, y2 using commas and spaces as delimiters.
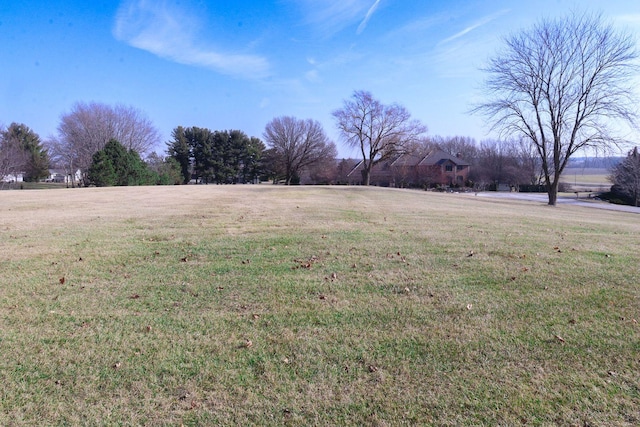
263, 116, 337, 185
49, 102, 160, 185
333, 90, 427, 186
473, 12, 638, 205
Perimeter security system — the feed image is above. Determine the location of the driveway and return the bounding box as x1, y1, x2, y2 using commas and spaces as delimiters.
468, 191, 640, 214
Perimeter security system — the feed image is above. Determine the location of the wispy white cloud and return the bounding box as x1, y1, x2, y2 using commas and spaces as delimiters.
292, 0, 377, 37
439, 9, 510, 45
357, 0, 382, 34
113, 0, 270, 79
616, 14, 640, 23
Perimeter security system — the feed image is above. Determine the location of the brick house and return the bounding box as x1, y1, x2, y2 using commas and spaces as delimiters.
342, 149, 470, 188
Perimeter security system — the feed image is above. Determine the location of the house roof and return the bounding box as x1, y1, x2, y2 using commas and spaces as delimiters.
343, 149, 470, 178
419, 150, 470, 166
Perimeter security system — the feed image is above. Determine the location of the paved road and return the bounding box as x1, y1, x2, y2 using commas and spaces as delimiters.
468, 192, 640, 214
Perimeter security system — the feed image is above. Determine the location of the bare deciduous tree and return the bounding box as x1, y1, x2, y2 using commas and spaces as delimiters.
430, 135, 478, 162
473, 12, 638, 205
50, 102, 160, 185
263, 116, 337, 185
333, 90, 427, 186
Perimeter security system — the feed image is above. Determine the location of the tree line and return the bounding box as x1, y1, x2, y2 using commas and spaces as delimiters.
2, 11, 639, 205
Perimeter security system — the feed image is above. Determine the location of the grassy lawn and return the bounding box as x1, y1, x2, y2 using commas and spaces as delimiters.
1, 186, 638, 425
561, 168, 611, 191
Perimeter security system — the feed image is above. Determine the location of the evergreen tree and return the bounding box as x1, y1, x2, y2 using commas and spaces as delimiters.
610, 147, 640, 206
0, 123, 49, 182
87, 150, 117, 186
167, 126, 192, 184
88, 139, 156, 186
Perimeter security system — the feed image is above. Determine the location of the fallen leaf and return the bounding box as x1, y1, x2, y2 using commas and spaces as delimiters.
555, 335, 565, 343
368, 365, 378, 373
244, 339, 253, 348
466, 304, 473, 310
113, 362, 122, 369
59, 277, 65, 285
129, 294, 140, 299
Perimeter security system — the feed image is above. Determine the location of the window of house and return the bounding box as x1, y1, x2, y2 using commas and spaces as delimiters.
445, 165, 453, 172
457, 165, 465, 171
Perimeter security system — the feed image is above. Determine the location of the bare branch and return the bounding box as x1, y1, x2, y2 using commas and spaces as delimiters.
473, 12, 638, 205
332, 90, 427, 185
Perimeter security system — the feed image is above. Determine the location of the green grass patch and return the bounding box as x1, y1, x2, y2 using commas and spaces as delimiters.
0, 186, 639, 425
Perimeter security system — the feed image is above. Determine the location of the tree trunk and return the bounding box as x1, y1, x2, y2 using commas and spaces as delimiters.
362, 168, 371, 186
547, 180, 559, 206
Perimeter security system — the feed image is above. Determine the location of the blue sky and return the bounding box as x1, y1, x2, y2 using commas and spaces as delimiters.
2, 0, 640, 157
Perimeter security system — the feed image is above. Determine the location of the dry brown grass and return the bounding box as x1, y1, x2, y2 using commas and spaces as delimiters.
1, 185, 639, 425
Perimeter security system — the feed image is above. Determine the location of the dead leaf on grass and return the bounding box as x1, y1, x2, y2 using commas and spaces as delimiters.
59, 277, 65, 285
129, 294, 140, 299
555, 335, 565, 343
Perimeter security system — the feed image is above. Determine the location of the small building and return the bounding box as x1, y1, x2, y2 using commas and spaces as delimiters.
1, 172, 24, 183
46, 169, 82, 185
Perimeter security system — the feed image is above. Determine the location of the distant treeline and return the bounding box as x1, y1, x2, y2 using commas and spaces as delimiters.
567, 157, 622, 169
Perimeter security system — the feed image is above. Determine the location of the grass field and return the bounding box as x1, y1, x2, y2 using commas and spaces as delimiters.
1, 185, 639, 425
561, 168, 611, 191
